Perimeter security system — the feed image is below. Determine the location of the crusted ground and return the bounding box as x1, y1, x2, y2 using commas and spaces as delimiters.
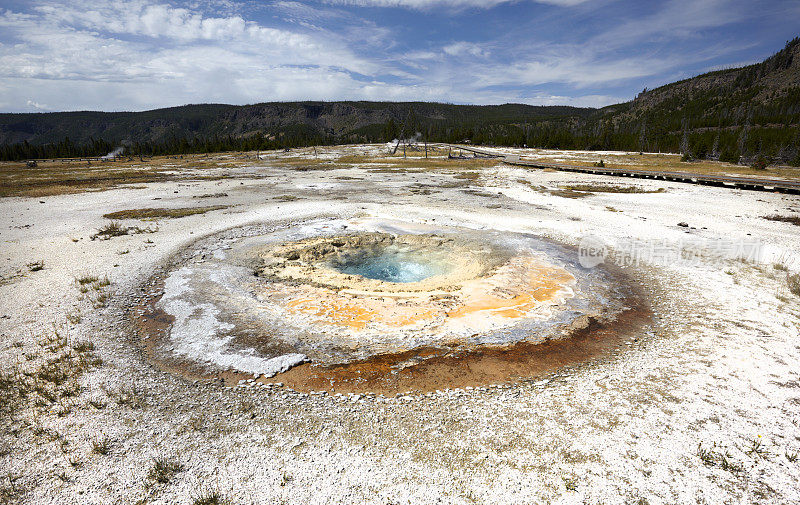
1, 144, 799, 504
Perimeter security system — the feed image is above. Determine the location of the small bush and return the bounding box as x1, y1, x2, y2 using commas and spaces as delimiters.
91, 221, 156, 240
92, 221, 128, 240
750, 154, 769, 170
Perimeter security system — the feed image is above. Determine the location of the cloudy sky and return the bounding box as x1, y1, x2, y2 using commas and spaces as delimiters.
0, 0, 797, 112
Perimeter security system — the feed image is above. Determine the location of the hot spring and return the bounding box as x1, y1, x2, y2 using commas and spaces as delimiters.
330, 247, 449, 283
134, 217, 646, 393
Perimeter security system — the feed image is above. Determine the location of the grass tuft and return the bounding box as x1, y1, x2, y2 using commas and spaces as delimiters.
90, 221, 156, 240
72, 340, 94, 353
787, 273, 800, 297
192, 489, 229, 505
91, 435, 112, 456
102, 206, 226, 220
763, 215, 800, 226
76, 274, 99, 285
147, 457, 183, 484
697, 442, 742, 473
26, 261, 45, 272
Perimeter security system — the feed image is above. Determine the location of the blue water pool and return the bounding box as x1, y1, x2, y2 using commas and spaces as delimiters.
332, 249, 443, 283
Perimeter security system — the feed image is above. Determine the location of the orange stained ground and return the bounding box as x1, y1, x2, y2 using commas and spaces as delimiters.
283, 257, 575, 330
447, 261, 575, 319
286, 296, 439, 330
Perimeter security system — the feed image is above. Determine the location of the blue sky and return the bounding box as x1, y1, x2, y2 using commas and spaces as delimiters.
0, 0, 798, 112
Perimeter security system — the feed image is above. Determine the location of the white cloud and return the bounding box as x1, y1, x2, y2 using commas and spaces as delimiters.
26, 99, 49, 110
443, 41, 489, 58
321, 0, 589, 9
0, 0, 766, 112
589, 0, 747, 50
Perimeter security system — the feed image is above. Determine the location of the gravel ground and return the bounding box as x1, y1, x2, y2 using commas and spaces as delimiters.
1, 145, 799, 505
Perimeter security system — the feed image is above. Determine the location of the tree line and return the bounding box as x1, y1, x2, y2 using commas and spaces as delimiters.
2, 104, 799, 166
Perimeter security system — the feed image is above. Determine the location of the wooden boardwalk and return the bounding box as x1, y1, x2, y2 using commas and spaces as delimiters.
444, 144, 800, 195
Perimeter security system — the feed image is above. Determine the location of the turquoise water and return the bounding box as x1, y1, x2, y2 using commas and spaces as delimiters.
332, 249, 442, 283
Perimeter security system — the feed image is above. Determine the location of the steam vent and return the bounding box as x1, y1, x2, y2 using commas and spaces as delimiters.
138, 218, 640, 392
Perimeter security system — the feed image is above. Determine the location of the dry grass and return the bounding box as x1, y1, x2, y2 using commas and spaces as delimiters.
0, 330, 102, 421
0, 161, 169, 197
560, 183, 665, 194
788, 273, 800, 297
91, 221, 156, 240
26, 261, 45, 272
520, 151, 800, 181
191, 489, 229, 505
763, 215, 800, 226
343, 154, 498, 171
102, 206, 227, 220
515, 179, 589, 199
147, 457, 183, 484
91, 435, 112, 456
0, 153, 236, 198
269, 157, 348, 171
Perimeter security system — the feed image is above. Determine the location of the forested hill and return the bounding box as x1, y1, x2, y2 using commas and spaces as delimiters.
597, 36, 800, 163
0, 102, 594, 149
1, 37, 799, 164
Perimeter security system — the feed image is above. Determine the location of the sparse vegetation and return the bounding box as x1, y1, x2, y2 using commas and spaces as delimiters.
76, 274, 99, 285
563, 476, 578, 491
105, 384, 144, 409
786, 273, 800, 297
750, 154, 769, 170
72, 340, 94, 353
91, 220, 158, 240
0, 327, 102, 422
560, 184, 665, 194
0, 473, 23, 503
697, 442, 742, 473
88, 399, 106, 410
26, 260, 44, 272
66, 311, 81, 324
91, 435, 112, 455
92, 221, 128, 239
102, 206, 227, 220
763, 214, 800, 226
192, 489, 229, 505
745, 437, 767, 458
147, 457, 183, 484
